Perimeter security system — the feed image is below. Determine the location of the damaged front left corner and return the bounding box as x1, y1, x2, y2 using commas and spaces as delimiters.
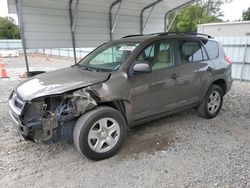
15, 88, 98, 143
68, 88, 98, 116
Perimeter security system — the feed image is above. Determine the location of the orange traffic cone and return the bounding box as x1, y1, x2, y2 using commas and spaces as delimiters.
1, 63, 9, 78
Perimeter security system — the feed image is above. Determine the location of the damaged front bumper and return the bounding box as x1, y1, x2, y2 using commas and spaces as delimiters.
8, 88, 97, 143
9, 91, 43, 141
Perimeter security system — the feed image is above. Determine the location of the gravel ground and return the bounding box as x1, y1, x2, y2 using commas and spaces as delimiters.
0, 55, 249, 188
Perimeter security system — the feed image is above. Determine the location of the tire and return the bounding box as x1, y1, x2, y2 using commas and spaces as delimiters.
73, 106, 126, 160
198, 84, 223, 119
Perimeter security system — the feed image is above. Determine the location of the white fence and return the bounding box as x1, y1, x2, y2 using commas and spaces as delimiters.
216, 37, 250, 82
1, 38, 250, 81
0, 40, 93, 59
36, 48, 93, 59
0, 40, 22, 49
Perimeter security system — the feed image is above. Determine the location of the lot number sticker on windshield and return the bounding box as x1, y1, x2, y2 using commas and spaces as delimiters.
119, 46, 136, 51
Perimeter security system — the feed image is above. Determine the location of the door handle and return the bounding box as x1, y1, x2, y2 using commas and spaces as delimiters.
207, 66, 214, 72
170, 73, 179, 80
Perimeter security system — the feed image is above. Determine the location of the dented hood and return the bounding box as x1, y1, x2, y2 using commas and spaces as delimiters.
16, 67, 110, 101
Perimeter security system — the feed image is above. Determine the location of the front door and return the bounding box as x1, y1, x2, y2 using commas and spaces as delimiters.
129, 39, 181, 121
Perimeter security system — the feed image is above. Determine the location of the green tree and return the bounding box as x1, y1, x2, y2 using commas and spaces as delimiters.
175, 5, 204, 32
0, 16, 20, 39
168, 0, 231, 33
242, 7, 250, 21
201, 0, 224, 17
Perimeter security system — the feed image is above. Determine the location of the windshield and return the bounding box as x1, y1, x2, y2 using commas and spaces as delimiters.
78, 42, 140, 71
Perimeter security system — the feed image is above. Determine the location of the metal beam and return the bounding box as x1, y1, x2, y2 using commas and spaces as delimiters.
112, 1, 122, 33
69, 0, 79, 64
140, 0, 162, 34
143, 6, 154, 32
15, 0, 29, 73
166, 9, 180, 32
72, 0, 79, 32
164, 0, 197, 32
109, 0, 122, 40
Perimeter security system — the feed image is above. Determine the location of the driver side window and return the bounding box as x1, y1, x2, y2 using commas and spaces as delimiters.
136, 40, 175, 71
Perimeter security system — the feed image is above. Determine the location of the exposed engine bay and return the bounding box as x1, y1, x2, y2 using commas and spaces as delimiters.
15, 88, 97, 143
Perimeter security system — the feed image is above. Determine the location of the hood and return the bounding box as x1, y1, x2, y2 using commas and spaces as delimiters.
16, 67, 110, 101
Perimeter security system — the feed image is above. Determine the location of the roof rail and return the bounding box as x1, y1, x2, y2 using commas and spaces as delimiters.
122, 33, 158, 38
193, 32, 213, 38
157, 32, 213, 38
122, 34, 144, 38
122, 32, 213, 39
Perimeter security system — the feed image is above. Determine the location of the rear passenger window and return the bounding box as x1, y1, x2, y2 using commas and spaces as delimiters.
202, 40, 219, 59
179, 40, 206, 63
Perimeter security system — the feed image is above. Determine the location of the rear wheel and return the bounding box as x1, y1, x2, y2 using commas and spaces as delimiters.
73, 106, 126, 160
198, 84, 223, 119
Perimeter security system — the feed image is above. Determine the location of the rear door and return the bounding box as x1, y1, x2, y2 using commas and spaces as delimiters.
175, 39, 213, 105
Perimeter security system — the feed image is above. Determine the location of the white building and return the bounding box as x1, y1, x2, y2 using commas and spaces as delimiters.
197, 21, 250, 37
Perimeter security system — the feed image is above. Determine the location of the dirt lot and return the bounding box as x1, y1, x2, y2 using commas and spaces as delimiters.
0, 55, 249, 188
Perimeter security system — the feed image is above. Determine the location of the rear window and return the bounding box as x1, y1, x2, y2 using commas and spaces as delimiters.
202, 40, 219, 59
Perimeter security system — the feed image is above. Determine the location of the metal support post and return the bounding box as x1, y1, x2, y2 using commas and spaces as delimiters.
15, 0, 29, 73
109, 0, 122, 40
140, 0, 162, 34
69, 0, 79, 64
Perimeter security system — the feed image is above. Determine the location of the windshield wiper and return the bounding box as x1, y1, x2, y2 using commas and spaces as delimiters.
71, 64, 95, 72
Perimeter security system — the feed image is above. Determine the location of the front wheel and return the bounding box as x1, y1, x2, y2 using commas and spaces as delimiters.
198, 84, 223, 119
73, 106, 126, 160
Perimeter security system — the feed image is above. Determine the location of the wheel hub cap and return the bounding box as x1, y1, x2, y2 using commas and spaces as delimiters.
88, 118, 120, 153
207, 91, 221, 114
100, 130, 108, 138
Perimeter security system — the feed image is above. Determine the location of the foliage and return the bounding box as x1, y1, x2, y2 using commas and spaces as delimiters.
242, 7, 250, 21
0, 16, 20, 39
201, 0, 224, 17
168, 0, 231, 33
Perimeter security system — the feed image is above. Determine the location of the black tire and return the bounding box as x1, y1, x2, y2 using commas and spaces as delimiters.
73, 106, 126, 160
198, 84, 223, 119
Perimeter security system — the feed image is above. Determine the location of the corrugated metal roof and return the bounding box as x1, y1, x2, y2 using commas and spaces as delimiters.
8, 0, 196, 48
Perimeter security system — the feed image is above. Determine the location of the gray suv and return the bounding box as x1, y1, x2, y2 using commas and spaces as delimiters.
9, 33, 233, 160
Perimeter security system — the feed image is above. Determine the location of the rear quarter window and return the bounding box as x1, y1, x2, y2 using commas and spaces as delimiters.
202, 40, 219, 59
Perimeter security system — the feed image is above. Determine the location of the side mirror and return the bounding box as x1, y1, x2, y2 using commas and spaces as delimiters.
132, 62, 151, 75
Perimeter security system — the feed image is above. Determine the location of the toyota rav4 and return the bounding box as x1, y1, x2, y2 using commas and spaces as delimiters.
9, 33, 233, 160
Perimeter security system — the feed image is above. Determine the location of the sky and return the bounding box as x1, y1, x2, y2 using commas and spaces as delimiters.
221, 0, 250, 21
0, 0, 250, 22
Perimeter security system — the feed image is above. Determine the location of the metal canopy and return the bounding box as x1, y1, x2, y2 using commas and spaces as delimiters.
8, 0, 197, 48
7, 0, 197, 72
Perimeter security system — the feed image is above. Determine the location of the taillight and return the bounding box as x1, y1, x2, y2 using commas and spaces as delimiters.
224, 56, 232, 64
